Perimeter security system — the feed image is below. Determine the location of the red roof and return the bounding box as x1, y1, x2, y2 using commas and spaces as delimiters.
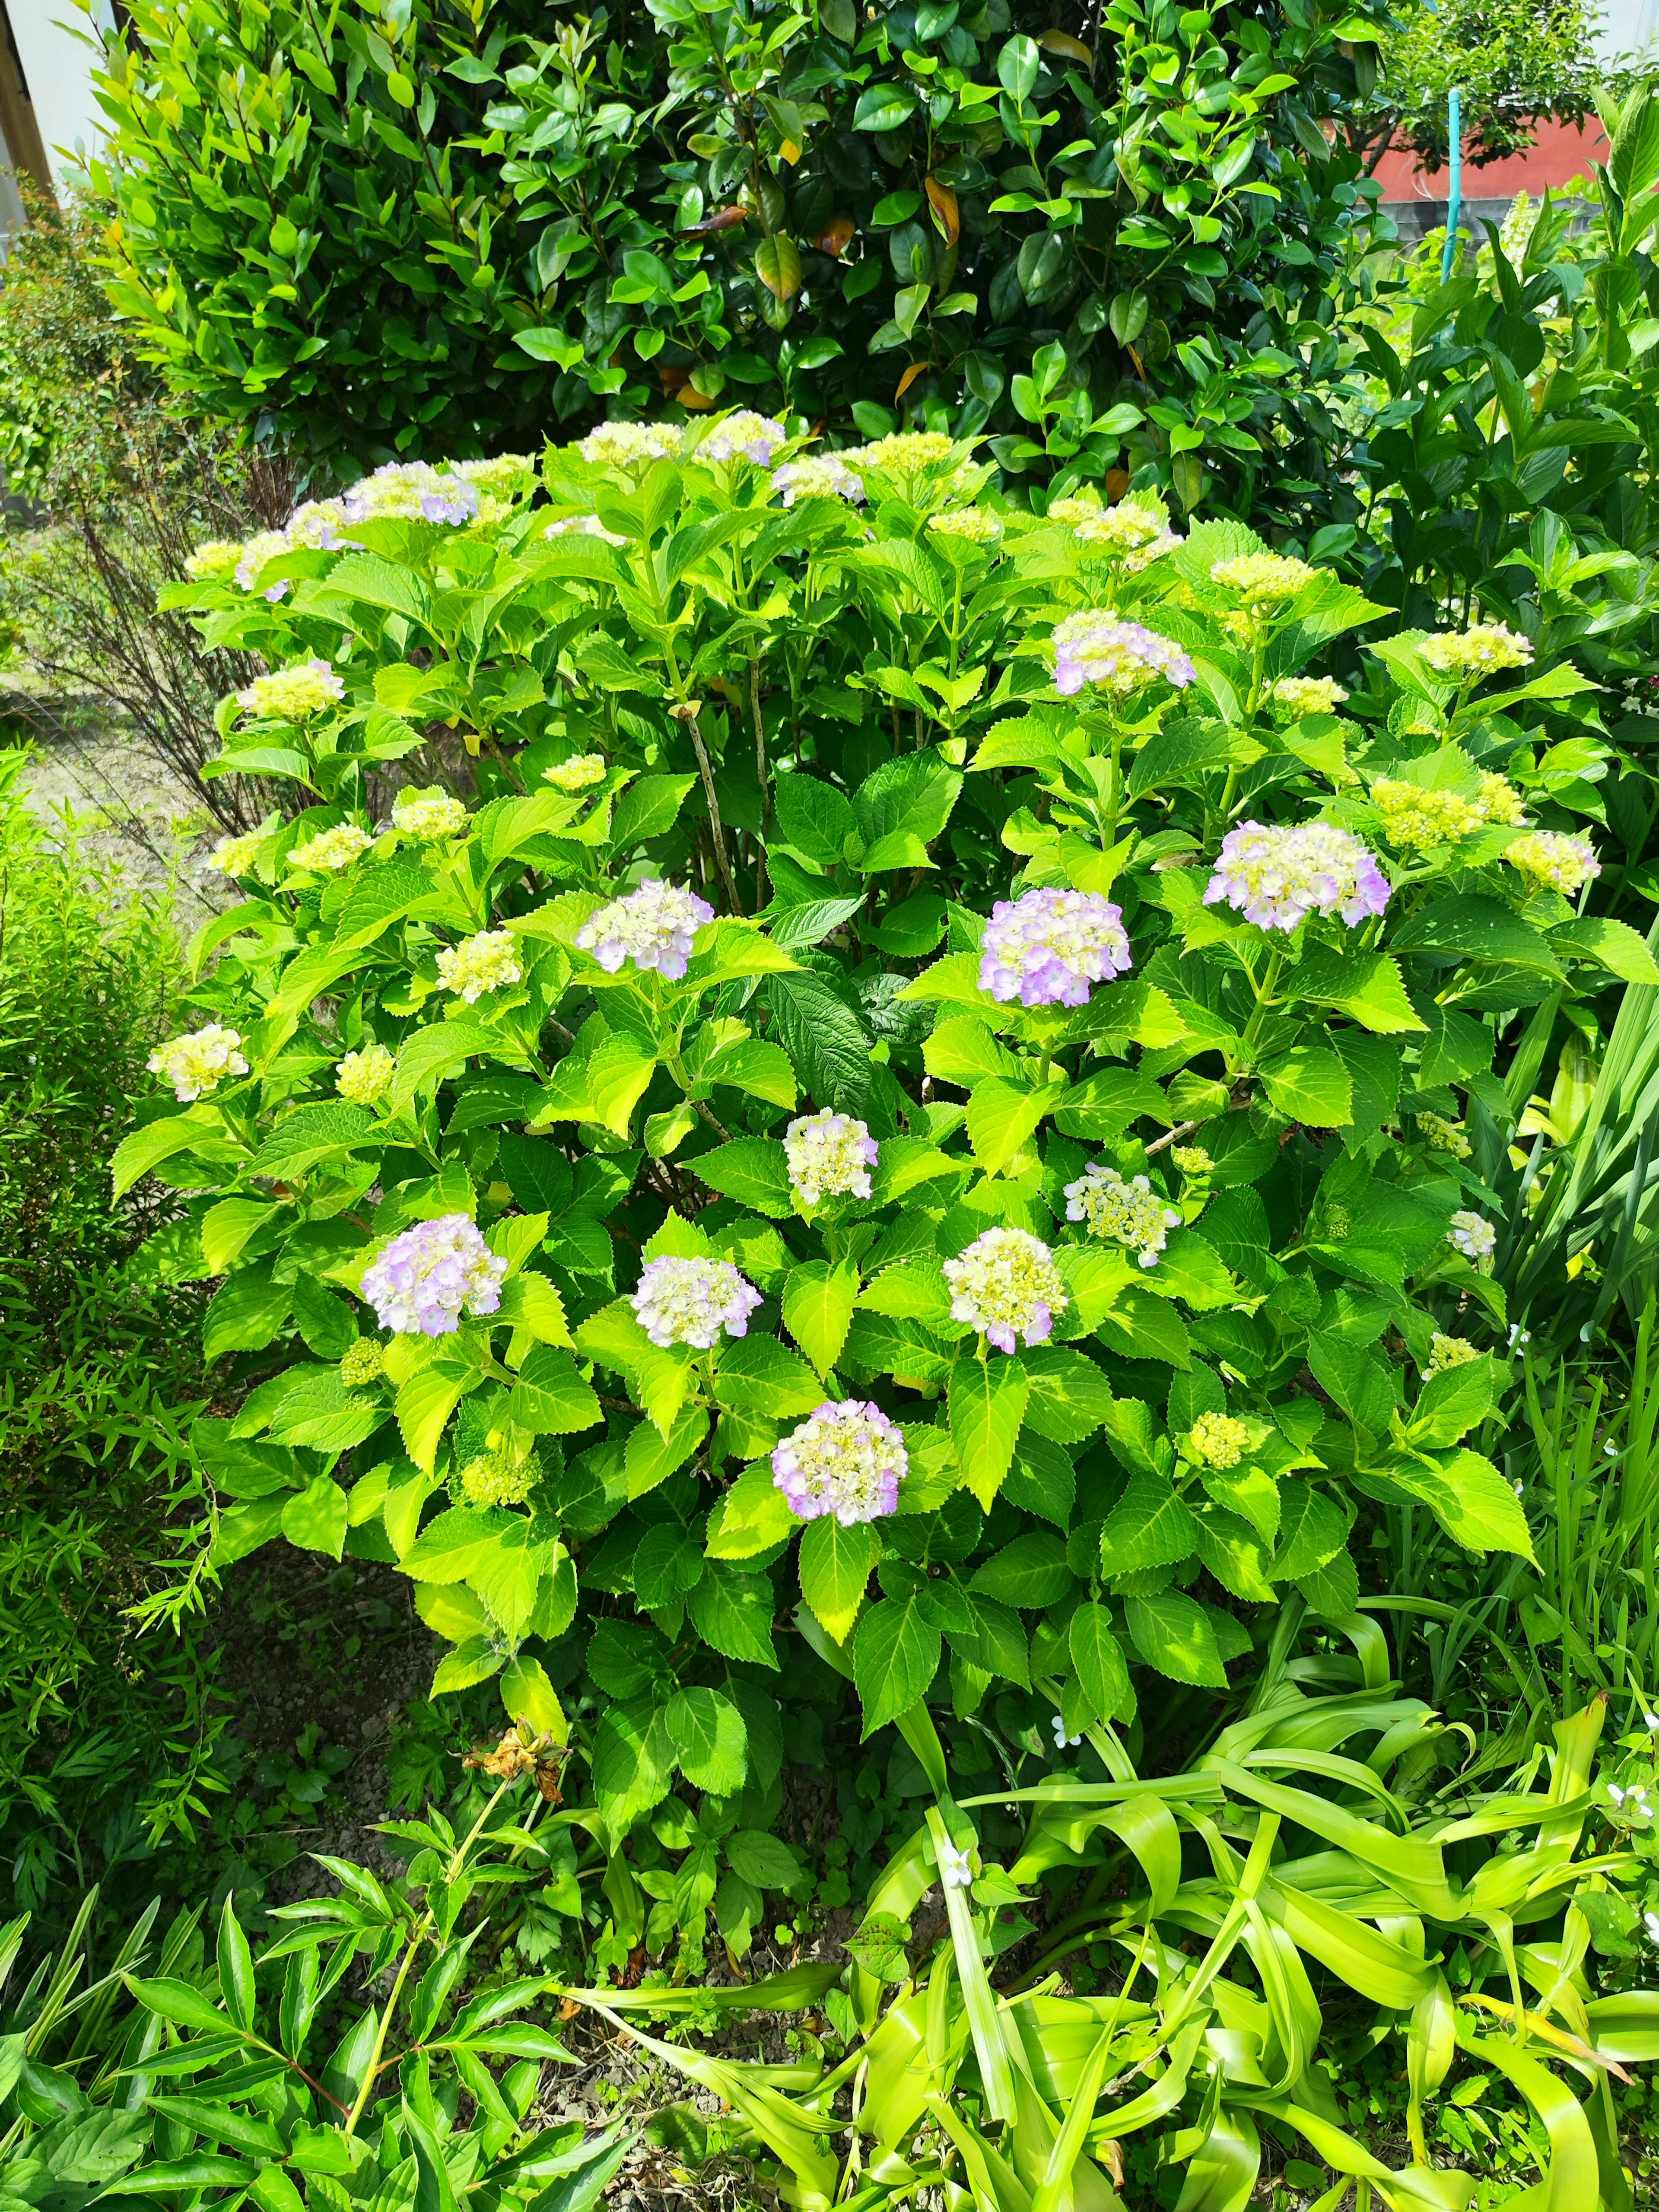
1371, 115, 1609, 202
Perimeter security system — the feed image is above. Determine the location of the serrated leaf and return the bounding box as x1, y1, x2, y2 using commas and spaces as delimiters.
948, 1354, 1028, 1509
799, 1518, 878, 1642
782, 1260, 859, 1376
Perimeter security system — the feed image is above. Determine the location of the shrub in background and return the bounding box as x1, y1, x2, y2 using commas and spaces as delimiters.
91, 0, 1390, 524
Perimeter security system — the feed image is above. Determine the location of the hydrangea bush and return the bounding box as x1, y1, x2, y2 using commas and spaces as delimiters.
128, 415, 1653, 1986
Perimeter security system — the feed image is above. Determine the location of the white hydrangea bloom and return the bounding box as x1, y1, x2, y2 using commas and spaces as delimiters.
578, 420, 684, 470
235, 531, 292, 598
772, 453, 865, 506
1447, 1211, 1497, 1265
544, 753, 608, 792
576, 879, 714, 981
184, 539, 243, 582
928, 507, 1003, 547
392, 786, 469, 841
544, 512, 626, 546
698, 410, 786, 466
1270, 676, 1348, 717
1064, 1163, 1182, 1268
1211, 551, 1316, 607
631, 1254, 761, 1350
1509, 829, 1600, 898
206, 827, 269, 877
148, 1023, 248, 1102
289, 822, 374, 873
337, 1043, 396, 1106
236, 659, 345, 722
944, 1227, 1068, 1354
435, 929, 523, 1003
1420, 623, 1533, 678
785, 1112, 878, 1206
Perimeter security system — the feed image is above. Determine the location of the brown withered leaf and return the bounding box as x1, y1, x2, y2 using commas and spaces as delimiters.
896, 361, 930, 401
816, 214, 855, 258
925, 175, 960, 247
1038, 29, 1094, 61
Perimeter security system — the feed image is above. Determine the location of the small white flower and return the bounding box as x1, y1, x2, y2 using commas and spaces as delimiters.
1645, 1713, 1659, 1733
934, 1836, 974, 1890
435, 930, 523, 1004
1609, 1782, 1626, 1805
785, 1112, 877, 1207
1050, 1714, 1081, 1749
147, 1024, 248, 1103
1645, 1910, 1659, 1945
1447, 1211, 1497, 1265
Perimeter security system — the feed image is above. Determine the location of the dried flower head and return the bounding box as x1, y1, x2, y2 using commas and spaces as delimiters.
785, 1112, 878, 1206
1426, 1333, 1480, 1375
631, 1254, 762, 1351
944, 1227, 1068, 1354
772, 453, 865, 506
148, 1023, 248, 1102
462, 1723, 566, 1801
342, 460, 478, 527
337, 1042, 396, 1107
289, 822, 374, 874
1064, 1163, 1183, 1268
362, 1213, 506, 1337
436, 929, 523, 1003
543, 512, 627, 546
392, 786, 469, 841
1418, 1112, 1471, 1160
1420, 623, 1533, 679
459, 1447, 542, 1508
1211, 551, 1316, 607
578, 420, 684, 470
544, 753, 609, 792
340, 1338, 385, 1387
979, 887, 1133, 1008
700, 410, 787, 466
1204, 820, 1389, 933
1508, 829, 1601, 899
1187, 1411, 1252, 1469
1447, 1210, 1497, 1265
1270, 675, 1348, 718
1052, 612, 1196, 699
772, 1400, 908, 1524
576, 879, 714, 981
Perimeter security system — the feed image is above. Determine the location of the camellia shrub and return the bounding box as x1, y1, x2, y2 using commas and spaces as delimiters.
92, 0, 1389, 519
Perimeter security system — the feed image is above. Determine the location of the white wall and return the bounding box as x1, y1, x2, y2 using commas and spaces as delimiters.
1598, 0, 1659, 64
7, 0, 111, 182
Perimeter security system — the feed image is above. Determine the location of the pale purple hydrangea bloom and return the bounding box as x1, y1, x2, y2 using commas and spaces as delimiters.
342, 461, 479, 528
772, 454, 866, 506
1448, 1211, 1497, 1265
1052, 613, 1196, 699
979, 887, 1132, 1008
361, 1214, 506, 1338
577, 879, 715, 981
772, 1400, 908, 1525
1204, 820, 1389, 934
632, 1254, 762, 1350
700, 410, 787, 466
944, 1227, 1068, 1354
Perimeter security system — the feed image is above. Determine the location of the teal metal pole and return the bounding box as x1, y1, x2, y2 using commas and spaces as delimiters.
1440, 84, 1462, 280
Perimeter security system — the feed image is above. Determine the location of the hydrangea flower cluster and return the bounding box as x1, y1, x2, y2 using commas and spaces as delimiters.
543, 512, 626, 546
1270, 676, 1348, 718
236, 660, 345, 721
285, 497, 353, 551
339, 1338, 385, 1387
631, 1255, 762, 1350
1477, 772, 1528, 826
1171, 1145, 1214, 1174
944, 1228, 1069, 1353
1426, 1332, 1480, 1375
1211, 551, 1316, 607
235, 531, 292, 598
392, 786, 468, 841
772, 453, 865, 506
545, 753, 609, 792
577, 879, 714, 979
699, 411, 786, 465
1052, 612, 1196, 699
206, 826, 270, 877
1418, 1112, 1472, 1160
928, 507, 1003, 547
1062, 494, 1182, 571
184, 539, 242, 582
289, 822, 374, 874
1204, 820, 1390, 932
1448, 1211, 1497, 1264
148, 1023, 248, 1102
458, 1448, 542, 1509
785, 1112, 878, 1205
451, 454, 535, 499
1186, 1411, 1251, 1469
337, 1043, 396, 1107
342, 460, 479, 527
578, 421, 684, 470
1509, 829, 1601, 898
1063, 1163, 1183, 1267
362, 1214, 507, 1337
772, 1400, 908, 1524
842, 432, 979, 500
436, 930, 523, 1003
1420, 623, 1533, 678
978, 887, 1133, 1007
1370, 779, 1485, 851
